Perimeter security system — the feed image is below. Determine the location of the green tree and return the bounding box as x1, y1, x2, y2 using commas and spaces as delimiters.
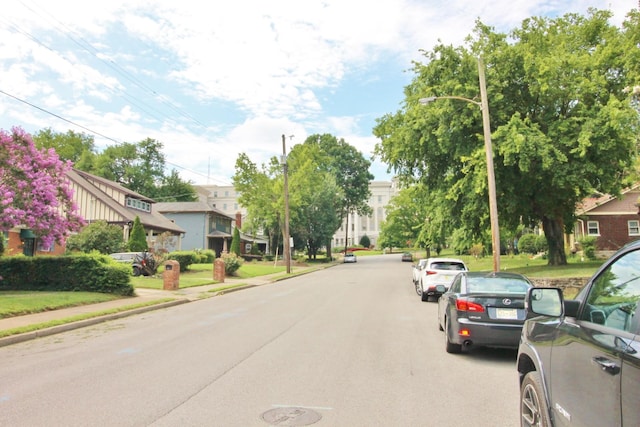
286, 143, 343, 259
303, 134, 374, 258
152, 169, 198, 202
32, 128, 96, 163
230, 226, 241, 255
359, 235, 371, 248
66, 220, 125, 254
128, 216, 148, 252
374, 10, 640, 265
232, 153, 283, 256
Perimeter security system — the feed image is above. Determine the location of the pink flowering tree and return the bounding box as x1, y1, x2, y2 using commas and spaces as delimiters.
0, 127, 85, 250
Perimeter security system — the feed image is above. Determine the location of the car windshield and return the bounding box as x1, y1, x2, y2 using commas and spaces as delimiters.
431, 262, 465, 271
466, 277, 531, 294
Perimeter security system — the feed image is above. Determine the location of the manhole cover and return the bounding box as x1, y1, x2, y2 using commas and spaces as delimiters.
261, 407, 322, 426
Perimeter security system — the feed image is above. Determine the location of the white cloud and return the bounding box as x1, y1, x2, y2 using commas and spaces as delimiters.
0, 0, 635, 186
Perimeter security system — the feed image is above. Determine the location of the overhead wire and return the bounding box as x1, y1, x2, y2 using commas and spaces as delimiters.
1, 1, 229, 184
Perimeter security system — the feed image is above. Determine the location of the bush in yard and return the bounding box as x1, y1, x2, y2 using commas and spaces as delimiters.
0, 253, 133, 295
518, 234, 539, 255
197, 249, 216, 263
230, 227, 241, 255
66, 220, 125, 254
359, 235, 371, 248
221, 252, 243, 276
579, 236, 598, 260
167, 251, 198, 272
128, 216, 148, 252
536, 235, 549, 254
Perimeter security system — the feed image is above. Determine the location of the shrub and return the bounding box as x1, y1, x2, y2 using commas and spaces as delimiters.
66, 220, 125, 254
0, 253, 133, 295
536, 235, 549, 253
579, 236, 598, 260
221, 252, 243, 275
518, 234, 539, 255
198, 249, 216, 263
128, 216, 148, 252
359, 235, 371, 248
167, 251, 198, 272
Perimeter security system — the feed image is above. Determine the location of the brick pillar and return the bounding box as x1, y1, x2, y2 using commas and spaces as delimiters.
163, 260, 180, 290
214, 258, 225, 282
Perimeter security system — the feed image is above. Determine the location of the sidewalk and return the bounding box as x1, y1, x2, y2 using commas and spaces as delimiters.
0, 270, 301, 348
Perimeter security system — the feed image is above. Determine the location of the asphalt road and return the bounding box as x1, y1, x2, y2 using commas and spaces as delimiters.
0, 254, 520, 426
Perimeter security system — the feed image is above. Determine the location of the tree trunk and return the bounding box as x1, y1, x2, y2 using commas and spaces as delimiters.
542, 216, 567, 266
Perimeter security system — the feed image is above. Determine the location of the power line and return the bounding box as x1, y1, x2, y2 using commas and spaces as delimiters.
0, 89, 122, 143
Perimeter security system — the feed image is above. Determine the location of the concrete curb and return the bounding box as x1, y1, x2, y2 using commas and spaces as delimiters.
0, 299, 188, 348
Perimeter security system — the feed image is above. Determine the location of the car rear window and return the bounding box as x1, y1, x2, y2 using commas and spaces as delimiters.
431, 262, 466, 271
466, 277, 531, 294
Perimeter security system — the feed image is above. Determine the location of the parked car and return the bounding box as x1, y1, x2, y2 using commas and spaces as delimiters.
517, 240, 640, 427
343, 252, 357, 263
109, 251, 157, 276
415, 257, 467, 301
401, 252, 413, 262
438, 271, 533, 354
412, 258, 428, 287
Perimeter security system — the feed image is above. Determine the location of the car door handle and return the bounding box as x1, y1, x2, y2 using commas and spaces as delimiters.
592, 356, 621, 375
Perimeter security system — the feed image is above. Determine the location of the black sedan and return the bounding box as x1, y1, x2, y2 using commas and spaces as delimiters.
437, 271, 533, 354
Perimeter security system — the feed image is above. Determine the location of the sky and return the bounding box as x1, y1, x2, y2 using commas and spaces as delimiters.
0, 0, 636, 186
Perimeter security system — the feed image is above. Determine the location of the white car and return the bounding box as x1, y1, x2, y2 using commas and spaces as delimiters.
415, 257, 467, 302
343, 252, 357, 263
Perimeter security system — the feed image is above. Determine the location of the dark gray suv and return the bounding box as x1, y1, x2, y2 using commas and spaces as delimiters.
517, 240, 640, 426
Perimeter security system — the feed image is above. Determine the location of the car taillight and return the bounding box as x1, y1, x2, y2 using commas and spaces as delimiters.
426, 270, 438, 275
456, 299, 485, 312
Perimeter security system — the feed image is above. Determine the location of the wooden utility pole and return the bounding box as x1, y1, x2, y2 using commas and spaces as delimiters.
282, 134, 291, 274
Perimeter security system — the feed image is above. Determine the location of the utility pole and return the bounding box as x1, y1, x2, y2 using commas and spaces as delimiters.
281, 134, 291, 274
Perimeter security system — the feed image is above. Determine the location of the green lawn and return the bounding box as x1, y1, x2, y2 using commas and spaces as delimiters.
0, 291, 122, 318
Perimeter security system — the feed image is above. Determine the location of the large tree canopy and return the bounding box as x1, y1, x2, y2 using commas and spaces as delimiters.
0, 127, 84, 247
374, 9, 640, 265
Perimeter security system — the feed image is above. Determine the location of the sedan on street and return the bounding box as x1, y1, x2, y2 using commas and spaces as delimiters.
438, 271, 533, 354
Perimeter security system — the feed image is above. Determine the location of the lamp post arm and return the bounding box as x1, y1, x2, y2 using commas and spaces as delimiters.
419, 96, 481, 106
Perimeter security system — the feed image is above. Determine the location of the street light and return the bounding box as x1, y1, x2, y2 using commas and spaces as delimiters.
419, 57, 500, 272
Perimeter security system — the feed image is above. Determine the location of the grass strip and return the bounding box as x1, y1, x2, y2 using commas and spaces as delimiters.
0, 298, 175, 338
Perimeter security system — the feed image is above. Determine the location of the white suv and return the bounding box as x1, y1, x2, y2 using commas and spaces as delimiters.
416, 257, 467, 302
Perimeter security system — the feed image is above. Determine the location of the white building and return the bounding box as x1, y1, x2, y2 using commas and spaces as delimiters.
195, 179, 399, 249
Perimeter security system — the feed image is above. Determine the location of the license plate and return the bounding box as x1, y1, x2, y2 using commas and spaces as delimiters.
496, 308, 518, 320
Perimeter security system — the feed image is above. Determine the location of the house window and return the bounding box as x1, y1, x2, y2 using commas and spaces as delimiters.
587, 221, 600, 236
629, 220, 640, 236
125, 197, 151, 213
213, 191, 218, 198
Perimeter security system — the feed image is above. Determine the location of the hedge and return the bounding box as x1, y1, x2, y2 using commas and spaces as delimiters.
0, 254, 134, 295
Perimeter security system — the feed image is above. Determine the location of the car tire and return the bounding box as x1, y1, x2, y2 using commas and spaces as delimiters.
132, 267, 141, 277
444, 318, 462, 354
420, 284, 429, 302
520, 371, 551, 427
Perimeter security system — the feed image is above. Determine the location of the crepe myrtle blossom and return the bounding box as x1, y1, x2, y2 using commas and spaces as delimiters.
0, 127, 85, 248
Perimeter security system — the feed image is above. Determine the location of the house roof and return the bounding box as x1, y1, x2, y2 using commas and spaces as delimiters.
576, 185, 640, 215
207, 230, 232, 238
155, 201, 234, 219
68, 169, 185, 234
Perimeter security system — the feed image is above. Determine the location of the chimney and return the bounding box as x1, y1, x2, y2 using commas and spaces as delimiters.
235, 212, 242, 229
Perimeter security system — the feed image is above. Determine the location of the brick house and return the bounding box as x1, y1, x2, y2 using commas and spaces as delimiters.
573, 185, 640, 257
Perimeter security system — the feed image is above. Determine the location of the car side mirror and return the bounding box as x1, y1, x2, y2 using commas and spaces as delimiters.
526, 287, 564, 317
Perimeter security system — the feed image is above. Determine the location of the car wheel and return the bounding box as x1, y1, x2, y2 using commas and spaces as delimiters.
444, 318, 462, 354
420, 284, 429, 302
132, 267, 141, 277
415, 281, 422, 296
520, 371, 551, 427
